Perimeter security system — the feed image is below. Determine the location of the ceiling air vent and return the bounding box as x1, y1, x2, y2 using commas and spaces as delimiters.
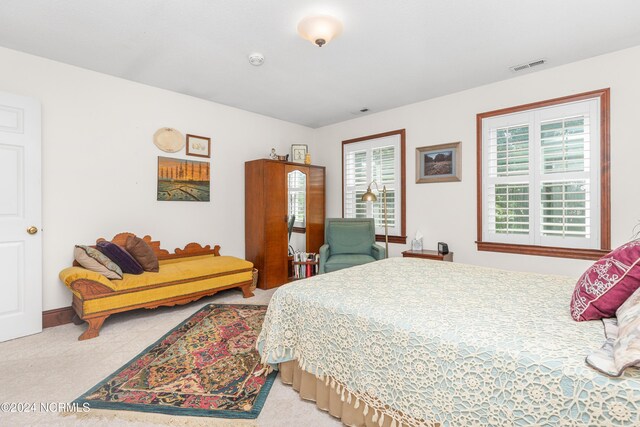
509, 59, 547, 72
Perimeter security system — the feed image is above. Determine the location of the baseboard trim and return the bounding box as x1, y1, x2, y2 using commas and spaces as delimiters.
43, 306, 76, 328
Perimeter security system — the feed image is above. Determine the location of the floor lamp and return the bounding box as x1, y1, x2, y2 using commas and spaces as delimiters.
361, 181, 388, 258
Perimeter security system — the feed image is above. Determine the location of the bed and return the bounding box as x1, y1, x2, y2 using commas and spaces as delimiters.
256, 257, 640, 426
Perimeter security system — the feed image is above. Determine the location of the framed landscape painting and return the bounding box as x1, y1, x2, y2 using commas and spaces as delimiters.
157, 156, 210, 201
416, 142, 461, 183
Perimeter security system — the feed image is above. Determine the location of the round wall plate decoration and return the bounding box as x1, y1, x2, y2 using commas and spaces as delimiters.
153, 128, 185, 153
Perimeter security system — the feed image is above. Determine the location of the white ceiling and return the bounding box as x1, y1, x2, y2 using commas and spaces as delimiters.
1, 1, 640, 128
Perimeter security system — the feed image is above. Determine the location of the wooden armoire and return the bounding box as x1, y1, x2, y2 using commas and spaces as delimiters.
245, 159, 325, 289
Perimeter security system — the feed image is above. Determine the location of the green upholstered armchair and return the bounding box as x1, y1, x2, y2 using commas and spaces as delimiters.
319, 218, 386, 274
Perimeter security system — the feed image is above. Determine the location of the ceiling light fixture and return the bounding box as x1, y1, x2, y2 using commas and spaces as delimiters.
297, 15, 343, 47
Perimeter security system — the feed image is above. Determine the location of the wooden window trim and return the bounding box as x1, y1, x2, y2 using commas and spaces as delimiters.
342, 129, 407, 244
476, 88, 611, 260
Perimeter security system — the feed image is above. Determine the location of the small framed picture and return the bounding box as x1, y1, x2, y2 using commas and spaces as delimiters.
186, 134, 211, 158
290, 144, 308, 164
416, 142, 461, 183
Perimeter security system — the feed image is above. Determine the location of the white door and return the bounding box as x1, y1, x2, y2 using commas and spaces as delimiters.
0, 92, 42, 342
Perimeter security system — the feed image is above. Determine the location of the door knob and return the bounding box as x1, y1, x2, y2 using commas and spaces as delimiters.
27, 226, 38, 235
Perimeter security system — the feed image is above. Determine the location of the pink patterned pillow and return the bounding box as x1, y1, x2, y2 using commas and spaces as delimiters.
571, 241, 640, 321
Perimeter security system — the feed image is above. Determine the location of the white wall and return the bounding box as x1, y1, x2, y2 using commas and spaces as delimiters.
2, 44, 639, 311
0, 47, 314, 311
313, 45, 640, 278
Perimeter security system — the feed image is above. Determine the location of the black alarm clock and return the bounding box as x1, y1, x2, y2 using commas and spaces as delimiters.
438, 242, 449, 255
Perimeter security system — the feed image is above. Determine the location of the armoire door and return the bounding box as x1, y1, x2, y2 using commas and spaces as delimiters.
263, 161, 288, 288
307, 166, 325, 253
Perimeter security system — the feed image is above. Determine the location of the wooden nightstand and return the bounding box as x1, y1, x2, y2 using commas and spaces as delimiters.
402, 250, 453, 262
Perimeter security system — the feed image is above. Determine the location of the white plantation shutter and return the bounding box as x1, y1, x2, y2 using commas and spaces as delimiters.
493, 124, 530, 177
538, 114, 593, 244
487, 183, 530, 236
540, 116, 590, 174
482, 98, 600, 249
540, 180, 590, 238
344, 150, 368, 220
344, 135, 402, 236
372, 146, 397, 230
484, 112, 532, 244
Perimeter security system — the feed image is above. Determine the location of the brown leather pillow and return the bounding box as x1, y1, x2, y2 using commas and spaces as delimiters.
125, 236, 159, 272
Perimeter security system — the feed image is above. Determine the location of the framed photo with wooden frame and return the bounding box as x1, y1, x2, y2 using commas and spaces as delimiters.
185, 134, 211, 158
416, 141, 461, 183
290, 144, 308, 164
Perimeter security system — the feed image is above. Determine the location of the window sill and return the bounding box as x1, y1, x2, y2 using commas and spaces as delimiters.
376, 234, 407, 244
476, 241, 610, 260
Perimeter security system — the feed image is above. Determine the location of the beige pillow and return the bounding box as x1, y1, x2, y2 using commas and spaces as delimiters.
74, 245, 123, 280
588, 286, 640, 376
612, 287, 640, 374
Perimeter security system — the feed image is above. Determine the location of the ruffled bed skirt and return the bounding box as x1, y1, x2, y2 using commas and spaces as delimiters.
279, 360, 425, 427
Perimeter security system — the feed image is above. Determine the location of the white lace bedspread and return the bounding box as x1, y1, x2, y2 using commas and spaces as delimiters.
256, 258, 640, 426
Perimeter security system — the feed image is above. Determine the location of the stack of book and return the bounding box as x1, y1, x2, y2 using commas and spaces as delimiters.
292, 252, 320, 279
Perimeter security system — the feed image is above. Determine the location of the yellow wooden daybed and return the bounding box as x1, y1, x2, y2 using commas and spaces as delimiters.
59, 232, 255, 340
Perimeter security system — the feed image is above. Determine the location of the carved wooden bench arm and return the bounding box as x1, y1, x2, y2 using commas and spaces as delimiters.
70, 279, 115, 299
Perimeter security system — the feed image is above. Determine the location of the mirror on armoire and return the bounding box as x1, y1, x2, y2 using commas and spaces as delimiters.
287, 169, 306, 255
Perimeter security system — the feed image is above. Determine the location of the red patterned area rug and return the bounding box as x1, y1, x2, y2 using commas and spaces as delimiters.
73, 304, 276, 419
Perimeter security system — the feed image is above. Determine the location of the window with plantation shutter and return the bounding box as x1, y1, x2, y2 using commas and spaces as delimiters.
343, 130, 406, 242
477, 89, 610, 260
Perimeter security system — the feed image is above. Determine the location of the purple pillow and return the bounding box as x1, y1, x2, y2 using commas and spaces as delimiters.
571, 240, 640, 321
96, 241, 144, 275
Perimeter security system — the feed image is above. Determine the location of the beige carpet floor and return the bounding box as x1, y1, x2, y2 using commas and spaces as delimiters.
0, 288, 342, 427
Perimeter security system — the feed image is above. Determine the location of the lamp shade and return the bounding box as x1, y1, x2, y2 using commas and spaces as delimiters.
361, 187, 377, 202
297, 15, 343, 47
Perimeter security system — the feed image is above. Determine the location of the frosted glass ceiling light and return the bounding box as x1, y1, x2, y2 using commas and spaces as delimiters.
297, 15, 343, 47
